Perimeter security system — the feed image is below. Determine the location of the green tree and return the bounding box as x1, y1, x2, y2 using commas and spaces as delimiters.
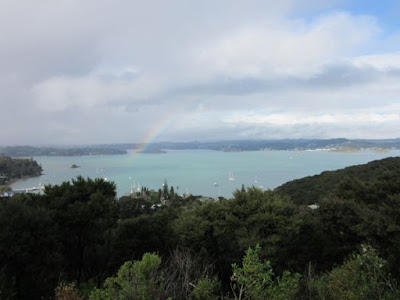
327, 245, 399, 300
90, 253, 164, 300
313, 197, 364, 270
190, 277, 220, 300
174, 199, 241, 283
117, 196, 150, 219
44, 176, 117, 284
0, 194, 61, 299
228, 187, 300, 271
109, 212, 171, 270
230, 245, 300, 300
0, 185, 11, 193
357, 194, 400, 278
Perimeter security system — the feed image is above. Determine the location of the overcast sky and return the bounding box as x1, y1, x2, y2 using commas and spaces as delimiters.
1, 0, 400, 145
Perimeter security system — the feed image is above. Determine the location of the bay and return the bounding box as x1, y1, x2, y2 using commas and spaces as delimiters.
10, 149, 400, 198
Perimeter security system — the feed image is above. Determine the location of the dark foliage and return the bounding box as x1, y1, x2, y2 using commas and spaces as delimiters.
1, 157, 400, 298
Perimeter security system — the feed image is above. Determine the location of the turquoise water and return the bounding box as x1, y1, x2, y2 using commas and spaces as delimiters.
10, 149, 400, 198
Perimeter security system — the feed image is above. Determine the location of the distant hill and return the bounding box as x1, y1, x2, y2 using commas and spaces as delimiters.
2, 138, 400, 156
0, 146, 126, 157
105, 138, 400, 152
275, 157, 400, 205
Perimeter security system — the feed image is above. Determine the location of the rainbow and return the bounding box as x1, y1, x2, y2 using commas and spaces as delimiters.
130, 97, 197, 158
131, 112, 177, 157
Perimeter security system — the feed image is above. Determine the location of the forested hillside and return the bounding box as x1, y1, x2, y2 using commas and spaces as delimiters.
276, 156, 400, 205
0, 156, 42, 185
1, 157, 400, 299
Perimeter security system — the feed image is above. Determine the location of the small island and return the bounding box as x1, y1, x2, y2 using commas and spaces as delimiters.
137, 148, 167, 154
70, 164, 80, 168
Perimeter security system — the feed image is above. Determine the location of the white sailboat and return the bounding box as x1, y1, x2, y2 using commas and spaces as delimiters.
228, 172, 235, 181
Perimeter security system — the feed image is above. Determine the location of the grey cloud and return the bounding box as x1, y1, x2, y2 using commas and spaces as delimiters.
163, 117, 400, 142
176, 77, 276, 96
163, 122, 344, 142
305, 64, 384, 87
173, 63, 400, 97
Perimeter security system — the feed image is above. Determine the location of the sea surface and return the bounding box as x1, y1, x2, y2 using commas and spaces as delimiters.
10, 149, 400, 198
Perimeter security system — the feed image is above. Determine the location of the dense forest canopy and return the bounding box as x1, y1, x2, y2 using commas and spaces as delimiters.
276, 156, 400, 205
1, 157, 400, 299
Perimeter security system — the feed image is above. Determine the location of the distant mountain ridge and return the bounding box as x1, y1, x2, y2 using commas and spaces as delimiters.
0, 146, 126, 157
109, 138, 400, 151
1, 138, 400, 156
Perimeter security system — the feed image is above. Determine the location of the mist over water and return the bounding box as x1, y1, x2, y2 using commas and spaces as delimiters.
11, 149, 400, 198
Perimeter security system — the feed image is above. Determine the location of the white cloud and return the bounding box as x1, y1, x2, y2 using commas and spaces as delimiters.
352, 52, 400, 70
222, 111, 400, 126
31, 70, 170, 112
193, 12, 379, 78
